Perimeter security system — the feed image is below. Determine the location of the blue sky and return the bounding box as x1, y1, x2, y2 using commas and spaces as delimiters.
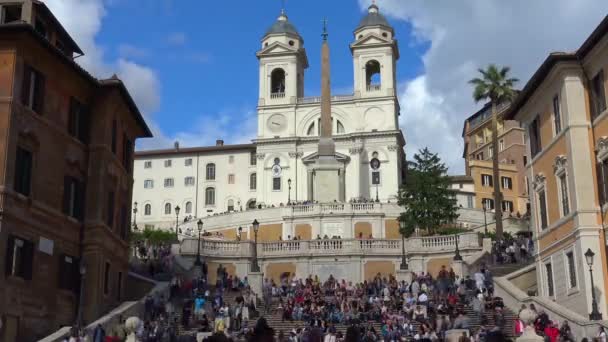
47, 0, 608, 174
95, 0, 426, 145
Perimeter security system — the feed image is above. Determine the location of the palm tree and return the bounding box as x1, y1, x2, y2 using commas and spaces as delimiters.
469, 65, 518, 240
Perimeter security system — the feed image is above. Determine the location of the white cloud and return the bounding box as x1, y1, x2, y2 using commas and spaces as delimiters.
118, 44, 149, 59
359, 0, 608, 173
166, 32, 187, 46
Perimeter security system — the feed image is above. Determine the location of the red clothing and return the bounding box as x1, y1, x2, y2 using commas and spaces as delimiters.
544, 326, 559, 342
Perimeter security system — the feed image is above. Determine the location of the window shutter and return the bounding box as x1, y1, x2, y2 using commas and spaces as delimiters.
21, 65, 31, 106
4, 236, 15, 276
23, 239, 34, 280
33, 71, 45, 114
79, 106, 90, 144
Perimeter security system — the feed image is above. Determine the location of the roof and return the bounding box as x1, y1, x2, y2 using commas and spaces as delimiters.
33, 1, 83, 54
449, 175, 474, 183
135, 143, 256, 158
355, 4, 393, 32
504, 15, 608, 120
265, 12, 301, 39
0, 24, 152, 138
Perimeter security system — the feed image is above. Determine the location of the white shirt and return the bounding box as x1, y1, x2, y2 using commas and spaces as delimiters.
418, 293, 428, 302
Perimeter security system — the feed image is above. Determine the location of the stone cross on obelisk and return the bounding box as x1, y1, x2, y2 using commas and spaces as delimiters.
318, 18, 335, 157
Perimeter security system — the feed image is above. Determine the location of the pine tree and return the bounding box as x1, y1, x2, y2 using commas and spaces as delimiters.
398, 148, 459, 236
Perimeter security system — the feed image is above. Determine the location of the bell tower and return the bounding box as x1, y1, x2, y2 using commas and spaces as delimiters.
256, 10, 308, 106
350, 3, 399, 98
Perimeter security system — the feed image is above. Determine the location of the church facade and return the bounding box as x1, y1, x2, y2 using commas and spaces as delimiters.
133, 4, 406, 229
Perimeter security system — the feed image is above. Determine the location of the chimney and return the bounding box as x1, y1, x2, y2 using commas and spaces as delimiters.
174, 141, 180, 150
216, 139, 224, 146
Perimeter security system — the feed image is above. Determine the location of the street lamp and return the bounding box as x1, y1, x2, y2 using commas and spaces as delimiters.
585, 248, 603, 320
194, 219, 203, 266
238, 226, 243, 241
453, 235, 463, 261
132, 202, 138, 231
76, 258, 87, 331
399, 219, 408, 270
174, 205, 180, 240
288, 178, 292, 205
483, 206, 488, 235
251, 219, 260, 272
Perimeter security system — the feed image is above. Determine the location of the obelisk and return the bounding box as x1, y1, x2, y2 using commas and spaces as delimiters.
318, 19, 335, 157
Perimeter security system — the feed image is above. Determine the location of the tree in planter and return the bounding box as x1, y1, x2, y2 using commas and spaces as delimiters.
398, 148, 459, 235
469, 65, 518, 240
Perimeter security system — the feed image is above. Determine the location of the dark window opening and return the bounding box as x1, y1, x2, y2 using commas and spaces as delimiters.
34, 18, 47, 38
122, 133, 132, 173
591, 70, 606, 120
21, 64, 45, 114
14, 146, 33, 196
106, 191, 115, 229
58, 254, 79, 292
68, 97, 90, 144
117, 272, 122, 301
545, 263, 554, 297
63, 176, 85, 221
538, 190, 548, 229
529, 117, 542, 158
553, 95, 562, 135
104, 262, 110, 295
111, 120, 117, 154
273, 177, 281, 191
597, 159, 608, 206
4, 235, 34, 280
566, 252, 577, 288
1, 5, 22, 23
372, 171, 381, 185
365, 60, 381, 91
271, 69, 286, 95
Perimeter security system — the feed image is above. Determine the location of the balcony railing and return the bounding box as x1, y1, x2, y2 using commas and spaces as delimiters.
270, 92, 286, 99
367, 84, 381, 92
177, 232, 481, 259
297, 94, 354, 104
288, 203, 383, 216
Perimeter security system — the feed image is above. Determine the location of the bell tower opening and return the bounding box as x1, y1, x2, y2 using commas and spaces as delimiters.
365, 60, 381, 92
271, 68, 286, 98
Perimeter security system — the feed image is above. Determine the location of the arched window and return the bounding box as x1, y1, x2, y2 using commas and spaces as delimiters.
271, 68, 286, 96
205, 187, 215, 206
144, 204, 151, 216
307, 122, 316, 136
206, 163, 216, 180
164, 203, 171, 215
365, 60, 381, 91
250, 173, 257, 191
337, 120, 345, 134
227, 199, 234, 212
247, 199, 257, 210
185, 201, 192, 214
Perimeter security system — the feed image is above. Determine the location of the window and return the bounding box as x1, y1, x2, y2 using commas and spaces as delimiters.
499, 139, 505, 152
591, 70, 606, 119
566, 251, 577, 288
206, 163, 216, 180
271, 68, 286, 95
164, 178, 174, 188
106, 191, 115, 228
228, 174, 235, 184
14, 146, 33, 196
144, 161, 152, 169
67, 98, 90, 144
164, 203, 171, 215
559, 173, 570, 216
502, 200, 514, 213
104, 262, 110, 295
529, 117, 542, 158
538, 189, 548, 230
185, 158, 193, 166
467, 195, 474, 209
205, 187, 215, 206
122, 134, 132, 173
58, 254, 79, 292
307, 123, 316, 136
63, 176, 85, 220
21, 64, 45, 113
185, 201, 192, 214
372, 171, 381, 185
117, 272, 122, 301
476, 152, 484, 160
227, 199, 235, 212
250, 152, 257, 166
545, 262, 554, 297
111, 120, 117, 154
597, 159, 608, 206
120, 205, 128, 240
523, 156, 528, 166
229, 156, 234, 164
481, 174, 493, 187
553, 95, 562, 135
144, 179, 154, 189
184, 177, 195, 186
501, 177, 513, 190
164, 160, 172, 168
482, 198, 494, 210
144, 203, 151, 216
488, 145, 494, 158
337, 120, 345, 134
1, 5, 22, 24
4, 235, 34, 280
250, 173, 257, 191
35, 18, 47, 38
365, 60, 381, 90
273, 177, 281, 191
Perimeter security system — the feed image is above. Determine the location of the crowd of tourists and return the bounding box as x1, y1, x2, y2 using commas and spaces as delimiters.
491, 235, 534, 265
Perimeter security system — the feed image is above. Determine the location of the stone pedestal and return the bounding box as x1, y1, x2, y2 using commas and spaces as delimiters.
247, 271, 264, 296
451, 260, 466, 278
395, 269, 413, 283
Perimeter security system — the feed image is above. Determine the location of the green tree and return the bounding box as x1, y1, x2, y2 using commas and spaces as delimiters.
469, 64, 518, 240
398, 148, 459, 235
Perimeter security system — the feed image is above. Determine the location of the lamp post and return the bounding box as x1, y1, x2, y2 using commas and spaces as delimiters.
194, 219, 203, 267
238, 226, 243, 241
76, 258, 86, 332
174, 205, 180, 241
399, 219, 408, 270
453, 236, 463, 261
251, 219, 260, 272
483, 206, 488, 235
132, 202, 138, 231
585, 248, 603, 320
288, 178, 292, 205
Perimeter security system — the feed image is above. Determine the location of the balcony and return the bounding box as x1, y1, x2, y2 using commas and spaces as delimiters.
367, 84, 381, 92
296, 94, 355, 104
270, 92, 286, 99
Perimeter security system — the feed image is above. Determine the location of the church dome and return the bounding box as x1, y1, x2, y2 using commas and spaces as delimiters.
265, 11, 301, 38
356, 4, 393, 32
